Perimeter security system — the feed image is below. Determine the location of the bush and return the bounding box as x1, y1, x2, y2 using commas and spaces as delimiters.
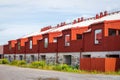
10, 60, 26, 66
30, 61, 46, 68
0, 58, 9, 64
53, 64, 62, 71
53, 64, 73, 71
10, 60, 19, 65
17, 60, 26, 66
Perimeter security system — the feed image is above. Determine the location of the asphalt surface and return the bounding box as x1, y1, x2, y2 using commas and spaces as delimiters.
0, 65, 120, 80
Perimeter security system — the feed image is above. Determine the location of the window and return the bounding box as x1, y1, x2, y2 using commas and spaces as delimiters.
19, 55, 23, 60
106, 54, 119, 58
64, 55, 71, 65
31, 55, 35, 61
76, 34, 82, 40
53, 38, 57, 43
83, 55, 91, 58
94, 29, 102, 44
41, 55, 46, 61
65, 34, 70, 46
18, 42, 21, 50
118, 30, 120, 35
44, 38, 48, 48
108, 29, 116, 36
29, 40, 32, 49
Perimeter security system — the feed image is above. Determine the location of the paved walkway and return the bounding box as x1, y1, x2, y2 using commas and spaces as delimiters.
0, 65, 120, 80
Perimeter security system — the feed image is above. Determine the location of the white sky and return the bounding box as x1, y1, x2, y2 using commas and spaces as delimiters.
0, 0, 120, 45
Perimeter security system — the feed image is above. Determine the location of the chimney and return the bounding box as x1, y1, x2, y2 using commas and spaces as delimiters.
104, 11, 108, 16
41, 26, 52, 32
100, 12, 103, 18
60, 22, 63, 26
73, 20, 77, 24
57, 24, 60, 27
78, 18, 81, 22
96, 14, 99, 19
63, 22, 66, 26
81, 17, 84, 21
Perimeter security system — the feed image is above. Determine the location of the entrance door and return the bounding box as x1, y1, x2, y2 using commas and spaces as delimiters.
19, 55, 23, 60
31, 55, 35, 62
64, 55, 71, 65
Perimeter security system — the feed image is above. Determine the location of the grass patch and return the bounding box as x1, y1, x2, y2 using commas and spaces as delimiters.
10, 60, 26, 66
1, 59, 120, 75
0, 58, 9, 64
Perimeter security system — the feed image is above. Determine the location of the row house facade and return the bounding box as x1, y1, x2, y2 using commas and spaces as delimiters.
3, 11, 120, 67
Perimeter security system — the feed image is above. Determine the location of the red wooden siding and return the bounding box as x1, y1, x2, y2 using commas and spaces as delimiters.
16, 38, 28, 54
80, 58, 120, 72
8, 40, 17, 54
25, 35, 42, 53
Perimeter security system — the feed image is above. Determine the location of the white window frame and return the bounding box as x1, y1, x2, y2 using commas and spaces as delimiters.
18, 42, 21, 50
94, 29, 102, 44
29, 40, 32, 49
53, 38, 57, 43
65, 34, 70, 46
44, 38, 48, 48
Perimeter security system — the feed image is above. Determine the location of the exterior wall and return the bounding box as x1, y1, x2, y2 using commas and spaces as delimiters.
104, 20, 120, 36
0, 45, 3, 54
40, 53, 56, 64
3, 45, 9, 54
25, 53, 38, 62
38, 32, 61, 53
83, 22, 105, 51
57, 27, 88, 52
4, 54, 15, 61
71, 27, 88, 40
16, 38, 28, 54
0, 45, 3, 58
84, 21, 120, 52
58, 52, 80, 66
8, 40, 17, 54
26, 35, 42, 53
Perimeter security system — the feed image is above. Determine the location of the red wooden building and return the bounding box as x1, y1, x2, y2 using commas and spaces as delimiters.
3, 11, 120, 72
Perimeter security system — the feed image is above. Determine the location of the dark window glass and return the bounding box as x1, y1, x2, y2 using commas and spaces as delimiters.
83, 55, 91, 58
118, 30, 120, 35
76, 34, 82, 40
108, 29, 116, 36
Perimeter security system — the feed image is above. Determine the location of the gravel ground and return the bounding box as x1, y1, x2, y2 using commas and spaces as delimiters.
0, 65, 120, 80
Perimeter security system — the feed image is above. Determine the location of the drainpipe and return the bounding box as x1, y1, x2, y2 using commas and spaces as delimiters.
56, 37, 58, 64
79, 34, 84, 69
24, 42, 27, 61
14, 44, 17, 60
14, 48, 16, 60
38, 42, 40, 61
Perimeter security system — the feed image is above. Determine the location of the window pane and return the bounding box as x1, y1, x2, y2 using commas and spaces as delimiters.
95, 29, 102, 44
18, 42, 20, 50
76, 34, 82, 40
53, 38, 57, 43
118, 30, 120, 35
29, 40, 32, 49
44, 38, 48, 48
65, 34, 70, 46
108, 29, 116, 36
